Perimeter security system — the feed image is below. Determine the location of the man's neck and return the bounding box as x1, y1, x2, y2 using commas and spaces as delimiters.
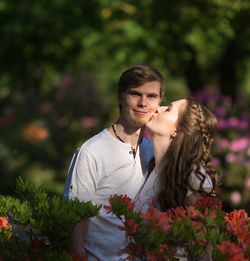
108, 120, 143, 148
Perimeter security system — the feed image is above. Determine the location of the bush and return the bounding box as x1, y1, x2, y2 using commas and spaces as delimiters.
0, 177, 101, 260
106, 194, 250, 261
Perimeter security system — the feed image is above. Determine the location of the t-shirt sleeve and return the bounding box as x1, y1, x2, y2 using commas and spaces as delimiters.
186, 166, 213, 197
63, 148, 98, 202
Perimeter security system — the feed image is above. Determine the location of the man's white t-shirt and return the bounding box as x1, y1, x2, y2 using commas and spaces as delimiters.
64, 128, 154, 261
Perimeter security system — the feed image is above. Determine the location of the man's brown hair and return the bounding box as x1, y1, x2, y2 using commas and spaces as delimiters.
118, 64, 166, 110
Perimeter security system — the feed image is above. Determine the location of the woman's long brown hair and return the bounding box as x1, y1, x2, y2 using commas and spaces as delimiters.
156, 96, 220, 211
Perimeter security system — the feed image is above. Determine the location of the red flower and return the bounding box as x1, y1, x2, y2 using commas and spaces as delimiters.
0, 217, 11, 229
226, 210, 250, 225
0, 217, 12, 239
142, 207, 173, 233
225, 209, 250, 249
216, 241, 248, 261
186, 206, 204, 219
104, 194, 135, 213
124, 219, 138, 234
195, 197, 222, 209
172, 206, 187, 220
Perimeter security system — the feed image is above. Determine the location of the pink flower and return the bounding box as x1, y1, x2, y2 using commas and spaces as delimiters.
244, 178, 250, 190
230, 191, 241, 205
230, 138, 249, 152
81, 117, 100, 128
212, 157, 220, 167
218, 138, 230, 148
225, 153, 238, 163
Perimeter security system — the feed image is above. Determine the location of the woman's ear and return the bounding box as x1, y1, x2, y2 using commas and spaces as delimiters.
170, 128, 177, 140
171, 128, 178, 138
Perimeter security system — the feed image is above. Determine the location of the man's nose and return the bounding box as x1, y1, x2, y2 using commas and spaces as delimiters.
138, 96, 147, 107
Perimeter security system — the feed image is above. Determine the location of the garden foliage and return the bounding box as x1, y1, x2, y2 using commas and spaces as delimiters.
0, 177, 101, 260
106, 194, 250, 261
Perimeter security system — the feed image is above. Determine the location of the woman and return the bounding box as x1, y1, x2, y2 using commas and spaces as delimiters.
135, 95, 219, 214
134, 96, 219, 260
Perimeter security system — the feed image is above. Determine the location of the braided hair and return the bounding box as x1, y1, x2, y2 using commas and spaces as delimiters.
156, 96, 220, 211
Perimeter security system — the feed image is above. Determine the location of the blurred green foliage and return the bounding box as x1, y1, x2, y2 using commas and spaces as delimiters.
0, 177, 100, 260
0, 0, 249, 212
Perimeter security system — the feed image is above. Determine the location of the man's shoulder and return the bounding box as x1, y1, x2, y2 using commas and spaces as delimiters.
78, 128, 114, 155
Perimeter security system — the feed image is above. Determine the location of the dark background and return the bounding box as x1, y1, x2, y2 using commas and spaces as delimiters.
0, 0, 249, 213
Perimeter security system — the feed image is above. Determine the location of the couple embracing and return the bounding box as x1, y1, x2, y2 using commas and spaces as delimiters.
63, 64, 219, 261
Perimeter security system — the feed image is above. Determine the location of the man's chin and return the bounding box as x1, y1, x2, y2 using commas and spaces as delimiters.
132, 118, 150, 128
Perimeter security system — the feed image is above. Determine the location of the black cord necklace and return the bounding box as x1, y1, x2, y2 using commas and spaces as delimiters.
112, 124, 137, 158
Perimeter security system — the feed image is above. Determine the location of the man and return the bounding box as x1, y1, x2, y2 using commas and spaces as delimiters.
64, 64, 166, 260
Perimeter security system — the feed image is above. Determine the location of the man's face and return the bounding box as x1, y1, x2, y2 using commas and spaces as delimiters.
119, 81, 161, 128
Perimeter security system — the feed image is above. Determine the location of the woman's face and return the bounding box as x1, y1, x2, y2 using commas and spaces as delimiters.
146, 99, 187, 138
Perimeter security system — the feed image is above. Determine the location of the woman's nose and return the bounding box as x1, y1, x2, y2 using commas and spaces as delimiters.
159, 106, 167, 112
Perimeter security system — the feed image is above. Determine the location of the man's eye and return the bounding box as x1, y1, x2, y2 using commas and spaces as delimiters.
130, 92, 140, 96
165, 106, 170, 111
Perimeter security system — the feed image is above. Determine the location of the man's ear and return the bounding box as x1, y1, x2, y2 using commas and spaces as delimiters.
118, 93, 124, 106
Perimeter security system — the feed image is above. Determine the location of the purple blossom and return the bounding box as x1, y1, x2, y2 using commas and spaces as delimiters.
206, 95, 217, 106
241, 112, 250, 121
193, 89, 216, 105
238, 119, 248, 130
217, 119, 228, 129
227, 117, 239, 128
219, 94, 232, 104
214, 106, 228, 117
